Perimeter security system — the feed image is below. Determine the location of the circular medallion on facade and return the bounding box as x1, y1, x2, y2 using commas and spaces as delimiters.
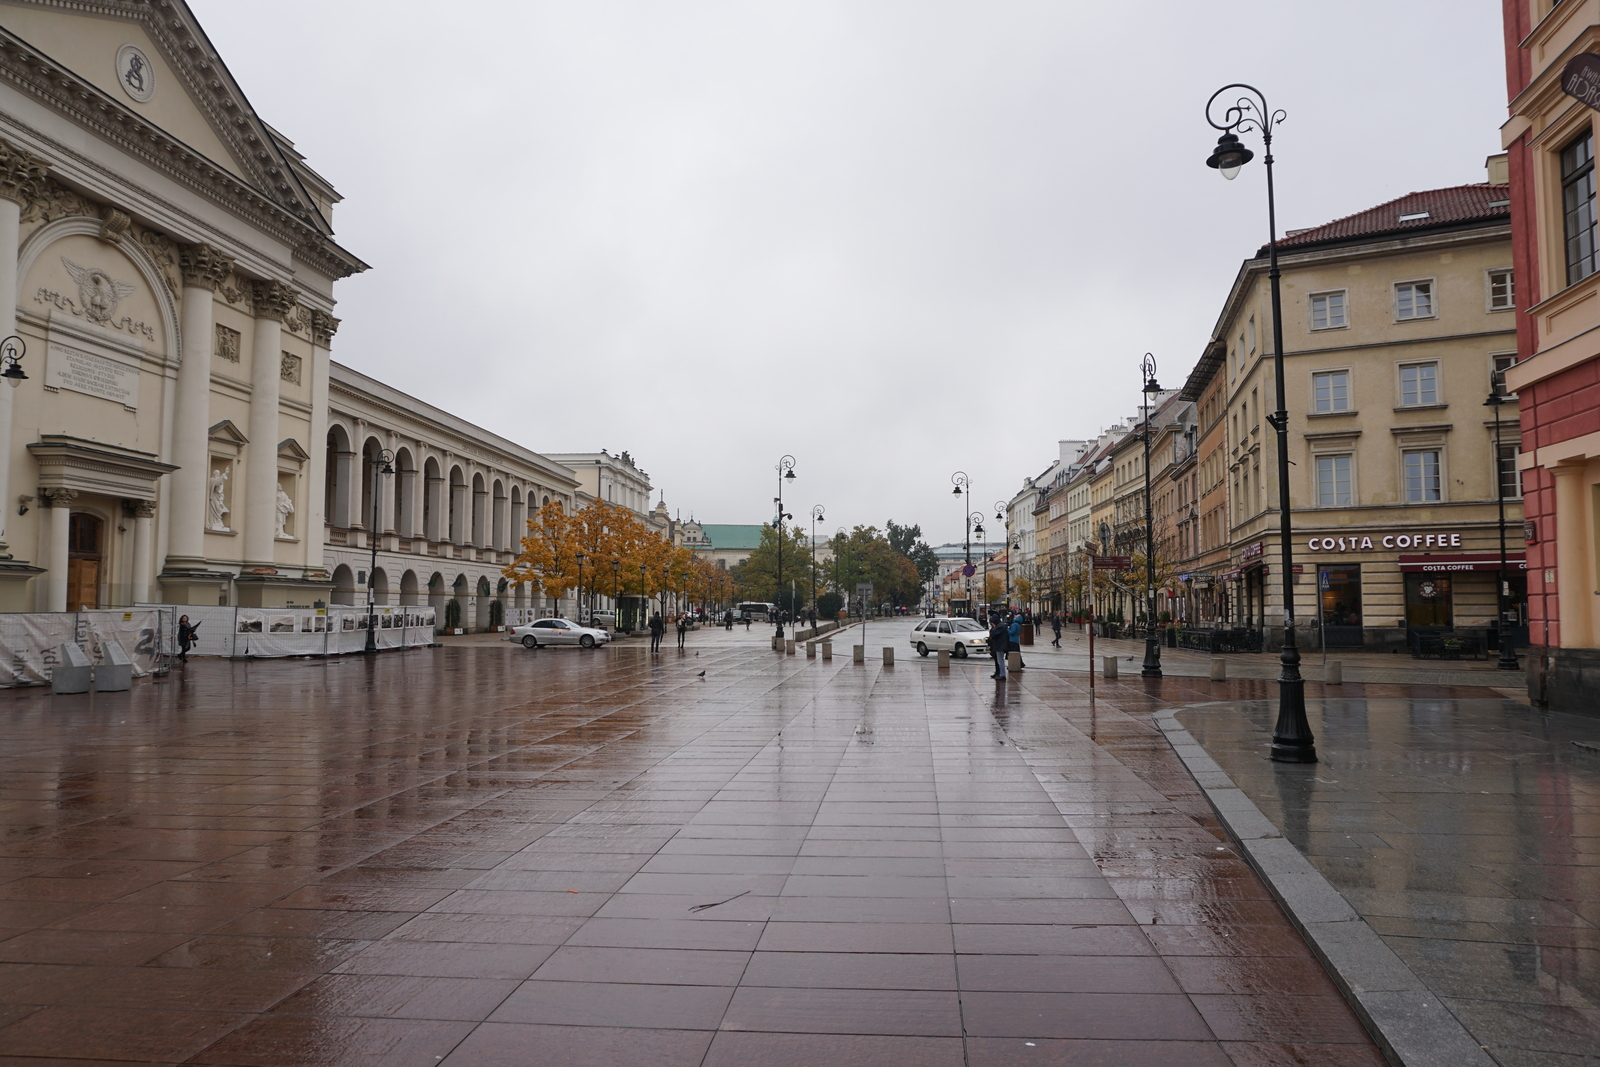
115, 44, 155, 102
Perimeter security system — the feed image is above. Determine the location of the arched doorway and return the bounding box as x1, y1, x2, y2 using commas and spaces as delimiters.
400, 570, 420, 606
331, 564, 356, 606
67, 513, 103, 610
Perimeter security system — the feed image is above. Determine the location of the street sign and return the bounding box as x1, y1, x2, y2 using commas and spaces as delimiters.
961, 564, 976, 577
1091, 556, 1132, 570
855, 582, 874, 595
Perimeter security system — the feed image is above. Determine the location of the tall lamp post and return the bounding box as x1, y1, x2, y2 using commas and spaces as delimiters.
1486, 385, 1521, 671
994, 501, 1014, 608
639, 562, 647, 620
1140, 353, 1164, 679
364, 448, 395, 654
773, 455, 796, 640
952, 472, 972, 613
810, 505, 825, 611
1205, 83, 1314, 762
574, 551, 585, 623
611, 558, 620, 630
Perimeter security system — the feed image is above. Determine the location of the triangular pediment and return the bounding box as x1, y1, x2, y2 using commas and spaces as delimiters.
208, 419, 248, 446
277, 438, 310, 462
0, 1, 332, 236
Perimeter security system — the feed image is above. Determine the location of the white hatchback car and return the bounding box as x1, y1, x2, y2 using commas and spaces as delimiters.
510, 618, 612, 649
909, 616, 990, 658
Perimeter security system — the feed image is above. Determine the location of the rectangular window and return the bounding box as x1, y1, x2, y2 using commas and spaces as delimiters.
1248, 315, 1257, 353
1488, 269, 1514, 310
1396, 281, 1434, 319
1310, 291, 1346, 330
1315, 455, 1352, 507
1497, 442, 1522, 499
1313, 370, 1350, 412
1563, 131, 1597, 285
1404, 450, 1442, 502
1492, 353, 1518, 394
1319, 565, 1363, 643
1399, 362, 1439, 406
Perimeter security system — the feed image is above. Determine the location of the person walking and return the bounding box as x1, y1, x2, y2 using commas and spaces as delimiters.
724, 609, 734, 631
988, 615, 1009, 680
1008, 612, 1026, 669
177, 614, 199, 664
676, 614, 688, 649
1050, 612, 1062, 648
648, 611, 665, 653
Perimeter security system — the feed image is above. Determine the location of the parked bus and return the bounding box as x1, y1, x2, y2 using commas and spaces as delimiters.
735, 601, 776, 621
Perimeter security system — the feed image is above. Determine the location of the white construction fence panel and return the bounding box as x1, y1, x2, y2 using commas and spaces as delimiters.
0, 608, 173, 687
135, 605, 436, 658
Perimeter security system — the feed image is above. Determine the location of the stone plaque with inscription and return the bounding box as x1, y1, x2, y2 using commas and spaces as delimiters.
45, 342, 139, 410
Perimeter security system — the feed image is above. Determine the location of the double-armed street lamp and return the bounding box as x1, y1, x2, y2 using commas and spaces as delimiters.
811, 505, 825, 611
1485, 385, 1521, 672
364, 448, 395, 654
773, 455, 796, 639
952, 472, 973, 613
1205, 82, 1314, 762
1140, 353, 1163, 679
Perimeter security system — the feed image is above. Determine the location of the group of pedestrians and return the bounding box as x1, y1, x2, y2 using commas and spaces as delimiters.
648, 612, 691, 652
987, 610, 1027, 680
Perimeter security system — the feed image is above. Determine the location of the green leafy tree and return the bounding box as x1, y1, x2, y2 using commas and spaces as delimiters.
832, 525, 924, 609
731, 524, 814, 603
886, 519, 940, 588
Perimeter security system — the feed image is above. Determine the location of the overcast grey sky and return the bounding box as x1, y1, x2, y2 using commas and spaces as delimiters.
191, 0, 1506, 546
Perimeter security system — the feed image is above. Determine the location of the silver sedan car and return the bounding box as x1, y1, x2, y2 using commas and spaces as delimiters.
909, 616, 990, 658
509, 618, 611, 649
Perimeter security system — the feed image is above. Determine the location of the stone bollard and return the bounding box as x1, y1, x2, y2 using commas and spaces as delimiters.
1209, 658, 1227, 681
97, 642, 133, 692
937, 649, 950, 669
853, 645, 865, 664
52, 643, 92, 695
806, 641, 816, 658
1007, 651, 1021, 672
1101, 655, 1118, 680
821, 641, 833, 661
1326, 660, 1343, 685
882, 646, 894, 665
785, 640, 796, 655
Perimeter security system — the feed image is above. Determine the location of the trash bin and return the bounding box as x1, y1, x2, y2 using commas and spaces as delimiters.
1166, 628, 1176, 648
1020, 623, 1034, 646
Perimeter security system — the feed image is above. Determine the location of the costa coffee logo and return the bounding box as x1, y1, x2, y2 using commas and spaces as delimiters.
1307, 532, 1463, 552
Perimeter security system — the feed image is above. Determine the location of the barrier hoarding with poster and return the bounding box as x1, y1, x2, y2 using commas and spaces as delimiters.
0, 609, 171, 687
136, 605, 436, 658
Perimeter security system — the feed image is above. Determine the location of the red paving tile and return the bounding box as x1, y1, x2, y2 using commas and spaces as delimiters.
0, 642, 1381, 1063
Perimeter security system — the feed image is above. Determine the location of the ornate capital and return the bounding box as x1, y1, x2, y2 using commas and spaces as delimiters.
179, 243, 235, 291
39, 487, 78, 508
122, 499, 156, 519
0, 138, 50, 207
310, 310, 340, 348
251, 279, 299, 322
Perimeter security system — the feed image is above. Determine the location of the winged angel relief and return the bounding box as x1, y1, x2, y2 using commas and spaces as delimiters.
61, 258, 136, 325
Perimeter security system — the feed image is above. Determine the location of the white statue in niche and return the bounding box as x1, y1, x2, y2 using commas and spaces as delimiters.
274, 483, 295, 539
207, 467, 230, 530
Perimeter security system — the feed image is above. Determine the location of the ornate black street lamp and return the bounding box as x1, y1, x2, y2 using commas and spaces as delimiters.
811, 505, 825, 611
1140, 353, 1163, 679
1206, 83, 1314, 762
994, 502, 1013, 608
773, 455, 796, 640
974, 516, 987, 609
364, 447, 395, 653
0, 335, 28, 387
611, 557, 620, 630
1486, 385, 1521, 671
952, 472, 972, 613
575, 551, 585, 622
639, 561, 647, 620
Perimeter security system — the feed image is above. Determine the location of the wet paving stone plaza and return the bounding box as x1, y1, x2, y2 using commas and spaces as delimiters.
0, 626, 1535, 1066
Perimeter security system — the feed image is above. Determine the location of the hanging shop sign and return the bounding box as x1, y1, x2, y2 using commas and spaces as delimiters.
1397, 553, 1527, 573
1562, 53, 1600, 111
1305, 532, 1464, 552
1240, 541, 1265, 560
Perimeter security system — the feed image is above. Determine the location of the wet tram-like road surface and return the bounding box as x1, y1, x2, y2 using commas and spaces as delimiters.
0, 636, 1401, 1066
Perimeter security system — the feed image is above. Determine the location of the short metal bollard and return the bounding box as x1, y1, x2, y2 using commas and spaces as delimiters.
806, 641, 816, 658
937, 649, 950, 669
882, 646, 893, 665
852, 645, 865, 664
1209, 658, 1227, 681
1325, 660, 1343, 685
785, 640, 796, 655
1101, 655, 1118, 680
52, 642, 92, 695
1007, 651, 1021, 671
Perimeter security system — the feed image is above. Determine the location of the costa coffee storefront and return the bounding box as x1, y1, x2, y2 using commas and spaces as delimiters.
1301, 529, 1526, 651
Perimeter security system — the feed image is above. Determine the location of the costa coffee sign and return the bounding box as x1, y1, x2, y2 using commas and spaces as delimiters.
1306, 532, 1463, 552
1564, 53, 1600, 111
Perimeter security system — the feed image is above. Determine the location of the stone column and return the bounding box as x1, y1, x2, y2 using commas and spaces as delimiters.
169, 245, 233, 567
305, 312, 338, 572
398, 465, 420, 537
41, 487, 75, 611
0, 140, 49, 557
1552, 463, 1592, 649
125, 499, 155, 604
244, 281, 297, 566
424, 472, 444, 541
379, 432, 397, 535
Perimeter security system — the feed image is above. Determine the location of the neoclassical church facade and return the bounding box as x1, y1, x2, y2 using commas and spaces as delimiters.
0, 1, 586, 617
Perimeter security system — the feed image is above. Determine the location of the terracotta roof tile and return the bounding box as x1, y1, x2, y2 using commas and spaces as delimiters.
1270, 183, 1509, 252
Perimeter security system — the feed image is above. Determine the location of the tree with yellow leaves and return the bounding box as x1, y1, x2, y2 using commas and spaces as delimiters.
503, 498, 674, 616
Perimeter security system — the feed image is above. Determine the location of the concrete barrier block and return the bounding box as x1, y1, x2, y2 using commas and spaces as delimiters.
1209, 658, 1227, 681
852, 645, 864, 664
52, 643, 92, 695
806, 641, 816, 658
785, 640, 796, 655
882, 646, 894, 665
1325, 660, 1342, 685
1007, 651, 1021, 671
1101, 655, 1118, 680
937, 649, 950, 669
821, 641, 833, 661
96, 642, 134, 692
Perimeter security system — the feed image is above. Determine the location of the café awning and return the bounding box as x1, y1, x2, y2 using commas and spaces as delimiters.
1398, 553, 1527, 573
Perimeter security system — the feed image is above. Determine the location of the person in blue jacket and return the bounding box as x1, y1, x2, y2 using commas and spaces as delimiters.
1007, 612, 1026, 669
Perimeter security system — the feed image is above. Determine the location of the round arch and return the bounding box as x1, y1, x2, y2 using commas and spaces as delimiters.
400, 569, 420, 606
331, 563, 357, 606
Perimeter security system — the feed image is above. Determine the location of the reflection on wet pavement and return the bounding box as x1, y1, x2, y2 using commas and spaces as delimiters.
1180, 696, 1600, 1067
0, 635, 1383, 1065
